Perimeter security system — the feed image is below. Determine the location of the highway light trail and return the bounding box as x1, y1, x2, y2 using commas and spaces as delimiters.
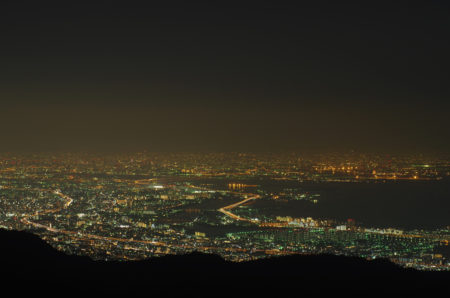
218, 194, 261, 223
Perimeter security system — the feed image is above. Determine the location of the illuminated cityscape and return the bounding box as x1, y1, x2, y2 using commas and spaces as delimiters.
1, 152, 449, 271
1, 2, 450, 293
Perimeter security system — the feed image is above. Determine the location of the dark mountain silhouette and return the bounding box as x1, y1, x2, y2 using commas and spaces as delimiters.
0, 228, 448, 295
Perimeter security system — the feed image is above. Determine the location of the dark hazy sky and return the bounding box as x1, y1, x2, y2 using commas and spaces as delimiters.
1, 1, 449, 153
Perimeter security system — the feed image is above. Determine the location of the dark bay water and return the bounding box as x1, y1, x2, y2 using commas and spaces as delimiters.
195, 177, 450, 230
256, 179, 450, 230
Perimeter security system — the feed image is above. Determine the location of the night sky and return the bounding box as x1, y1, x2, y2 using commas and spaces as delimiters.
1, 1, 449, 153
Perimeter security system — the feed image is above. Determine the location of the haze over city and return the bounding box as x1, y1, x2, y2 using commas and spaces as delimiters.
1, 1, 449, 153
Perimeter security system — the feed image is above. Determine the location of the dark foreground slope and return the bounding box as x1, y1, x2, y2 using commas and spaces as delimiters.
0, 229, 448, 296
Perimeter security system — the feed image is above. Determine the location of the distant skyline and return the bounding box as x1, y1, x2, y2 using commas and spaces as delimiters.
1, 1, 449, 153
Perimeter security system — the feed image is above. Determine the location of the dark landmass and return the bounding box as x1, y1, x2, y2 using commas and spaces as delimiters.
0, 229, 448, 296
